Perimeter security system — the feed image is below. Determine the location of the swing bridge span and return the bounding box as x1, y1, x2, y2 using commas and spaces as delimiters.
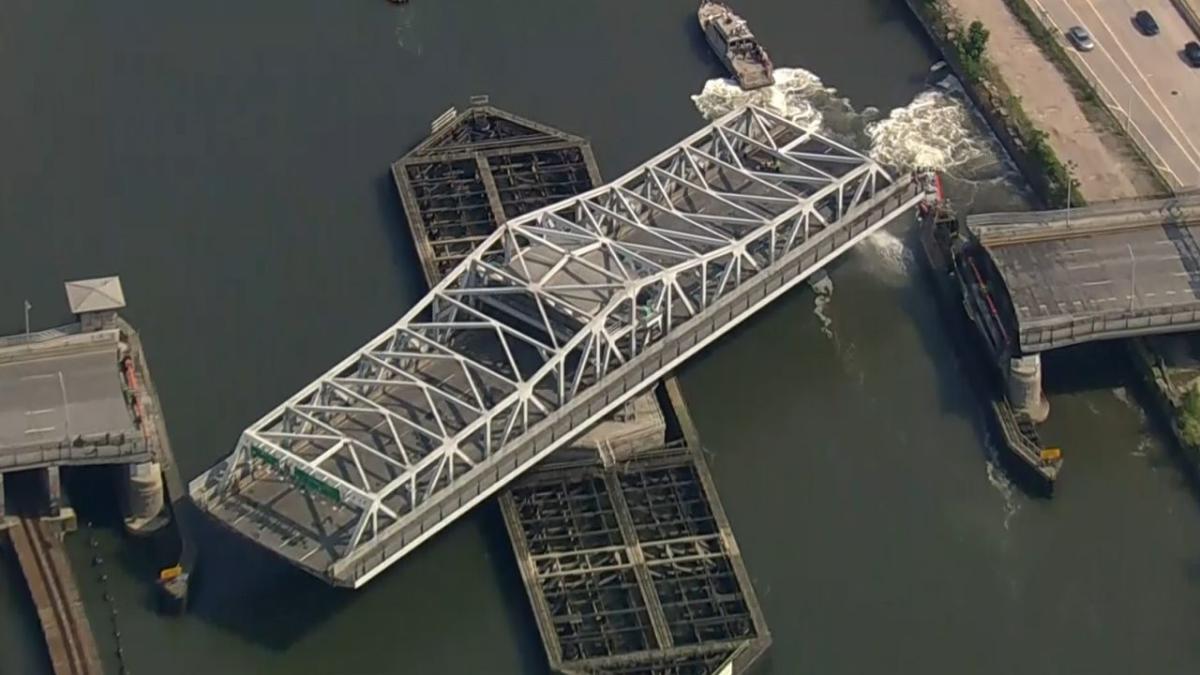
188, 105, 932, 588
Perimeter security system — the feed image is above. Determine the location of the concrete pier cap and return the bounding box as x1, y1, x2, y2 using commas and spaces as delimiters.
1007, 354, 1049, 423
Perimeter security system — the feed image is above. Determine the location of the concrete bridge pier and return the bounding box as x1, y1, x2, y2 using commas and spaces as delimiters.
1007, 354, 1049, 423
39, 465, 76, 531
43, 465, 62, 516
124, 461, 166, 534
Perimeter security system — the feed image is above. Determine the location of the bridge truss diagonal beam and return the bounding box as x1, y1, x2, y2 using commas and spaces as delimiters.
189, 105, 927, 587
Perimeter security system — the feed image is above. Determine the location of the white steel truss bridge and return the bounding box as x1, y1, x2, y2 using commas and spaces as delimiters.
189, 105, 931, 588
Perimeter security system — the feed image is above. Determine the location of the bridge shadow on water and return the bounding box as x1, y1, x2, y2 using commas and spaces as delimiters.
1040, 341, 1133, 397
182, 501, 548, 669
184, 516, 352, 651
1042, 338, 1200, 516
62, 466, 184, 608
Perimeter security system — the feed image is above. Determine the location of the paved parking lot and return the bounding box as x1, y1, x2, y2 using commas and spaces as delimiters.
1031, 0, 1200, 188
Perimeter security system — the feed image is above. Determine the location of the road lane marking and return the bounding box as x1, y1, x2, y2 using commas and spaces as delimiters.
1030, 0, 1198, 184
1055, 0, 1200, 175
1079, 0, 1200, 166
25, 408, 55, 415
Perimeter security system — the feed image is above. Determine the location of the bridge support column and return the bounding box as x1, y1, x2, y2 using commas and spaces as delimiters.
124, 461, 166, 534
44, 466, 62, 516
1007, 354, 1049, 423
40, 466, 76, 531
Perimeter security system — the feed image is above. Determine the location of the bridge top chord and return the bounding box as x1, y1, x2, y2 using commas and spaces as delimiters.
189, 105, 919, 587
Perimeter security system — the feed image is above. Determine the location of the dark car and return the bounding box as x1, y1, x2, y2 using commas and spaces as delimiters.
1186, 41, 1200, 67
1134, 10, 1159, 36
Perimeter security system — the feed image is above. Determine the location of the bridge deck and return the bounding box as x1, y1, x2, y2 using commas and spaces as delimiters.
190, 105, 924, 587
0, 328, 150, 471
395, 104, 765, 674
969, 194, 1200, 354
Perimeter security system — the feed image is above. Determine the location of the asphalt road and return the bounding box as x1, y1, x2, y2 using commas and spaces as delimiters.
0, 346, 134, 452
989, 222, 1200, 325
1030, 0, 1200, 188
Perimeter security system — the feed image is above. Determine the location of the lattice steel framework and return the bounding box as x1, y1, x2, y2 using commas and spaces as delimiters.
190, 105, 927, 587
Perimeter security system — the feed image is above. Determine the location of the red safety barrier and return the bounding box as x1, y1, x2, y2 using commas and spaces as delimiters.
122, 356, 149, 435
966, 256, 1011, 348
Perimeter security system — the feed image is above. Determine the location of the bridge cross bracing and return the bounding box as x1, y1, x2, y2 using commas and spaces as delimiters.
189, 105, 928, 587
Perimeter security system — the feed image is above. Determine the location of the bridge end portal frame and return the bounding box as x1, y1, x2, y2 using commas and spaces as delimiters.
189, 105, 927, 588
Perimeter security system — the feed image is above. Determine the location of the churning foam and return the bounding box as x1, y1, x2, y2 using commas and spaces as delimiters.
983, 431, 1022, 530
809, 272, 836, 341
866, 90, 988, 172
691, 66, 995, 280
691, 67, 987, 173
692, 68, 825, 130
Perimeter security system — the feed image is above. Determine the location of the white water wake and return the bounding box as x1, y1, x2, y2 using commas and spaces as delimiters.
983, 432, 1022, 530
809, 272, 836, 341
691, 66, 988, 173
692, 66, 997, 282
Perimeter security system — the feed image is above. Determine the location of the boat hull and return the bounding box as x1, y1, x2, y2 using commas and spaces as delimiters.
698, 3, 775, 91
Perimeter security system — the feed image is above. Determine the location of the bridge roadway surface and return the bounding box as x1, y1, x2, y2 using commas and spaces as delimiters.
969, 193, 1200, 354
188, 105, 928, 588
0, 327, 150, 472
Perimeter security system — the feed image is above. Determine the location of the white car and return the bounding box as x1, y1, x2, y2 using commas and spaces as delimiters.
1068, 25, 1095, 52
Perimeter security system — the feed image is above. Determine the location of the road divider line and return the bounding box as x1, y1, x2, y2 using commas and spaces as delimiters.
1081, 0, 1200, 165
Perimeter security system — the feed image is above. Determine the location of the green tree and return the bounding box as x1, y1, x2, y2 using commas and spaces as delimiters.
955, 20, 991, 82
965, 20, 990, 61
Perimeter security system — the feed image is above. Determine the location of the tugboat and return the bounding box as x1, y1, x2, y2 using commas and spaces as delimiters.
697, 1, 775, 90
915, 171, 1063, 494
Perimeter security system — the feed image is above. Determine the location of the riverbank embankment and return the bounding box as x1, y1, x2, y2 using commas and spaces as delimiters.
904, 0, 1164, 204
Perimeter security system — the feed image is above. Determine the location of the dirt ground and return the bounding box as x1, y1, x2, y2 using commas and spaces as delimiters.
947, 0, 1162, 201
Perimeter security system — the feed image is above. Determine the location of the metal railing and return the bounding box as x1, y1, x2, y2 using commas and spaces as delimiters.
0, 323, 82, 351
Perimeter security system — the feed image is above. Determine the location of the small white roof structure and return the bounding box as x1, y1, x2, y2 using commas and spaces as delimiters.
64, 276, 126, 315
